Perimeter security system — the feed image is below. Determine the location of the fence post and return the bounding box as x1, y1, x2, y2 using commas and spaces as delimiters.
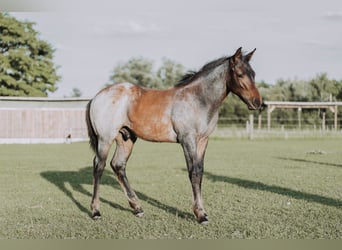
267, 104, 275, 131
267, 107, 271, 131
334, 105, 338, 131
298, 107, 302, 130
249, 114, 254, 140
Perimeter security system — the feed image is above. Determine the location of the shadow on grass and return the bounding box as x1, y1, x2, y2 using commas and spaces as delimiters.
204, 171, 342, 208
40, 167, 193, 220
276, 157, 342, 168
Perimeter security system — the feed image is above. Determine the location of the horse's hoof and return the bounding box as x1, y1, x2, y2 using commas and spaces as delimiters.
198, 215, 209, 225
200, 219, 209, 225
134, 208, 144, 217
92, 211, 102, 220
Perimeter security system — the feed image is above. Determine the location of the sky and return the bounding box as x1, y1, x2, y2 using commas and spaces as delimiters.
2, 0, 342, 97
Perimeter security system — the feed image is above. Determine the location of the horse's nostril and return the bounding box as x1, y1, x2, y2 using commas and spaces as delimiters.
253, 98, 261, 108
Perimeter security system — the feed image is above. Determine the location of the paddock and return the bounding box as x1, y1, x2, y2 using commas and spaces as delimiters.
0, 139, 341, 239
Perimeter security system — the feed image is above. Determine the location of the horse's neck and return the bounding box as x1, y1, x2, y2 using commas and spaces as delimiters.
196, 66, 229, 108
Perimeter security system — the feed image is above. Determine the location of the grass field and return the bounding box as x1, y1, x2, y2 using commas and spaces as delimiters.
0, 137, 341, 239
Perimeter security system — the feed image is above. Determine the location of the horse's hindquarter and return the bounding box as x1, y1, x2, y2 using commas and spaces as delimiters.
90, 83, 133, 142
128, 88, 178, 142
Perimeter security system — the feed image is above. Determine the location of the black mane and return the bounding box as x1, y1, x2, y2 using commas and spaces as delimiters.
175, 56, 229, 87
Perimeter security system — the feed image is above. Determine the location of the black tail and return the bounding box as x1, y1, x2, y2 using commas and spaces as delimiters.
85, 100, 98, 154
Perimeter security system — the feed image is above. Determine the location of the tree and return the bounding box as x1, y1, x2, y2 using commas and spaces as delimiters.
308, 73, 340, 101
110, 57, 161, 88
110, 57, 185, 89
157, 58, 185, 88
0, 13, 60, 96
70, 87, 82, 97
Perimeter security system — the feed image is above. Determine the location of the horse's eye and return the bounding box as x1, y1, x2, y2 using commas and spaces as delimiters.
237, 73, 244, 78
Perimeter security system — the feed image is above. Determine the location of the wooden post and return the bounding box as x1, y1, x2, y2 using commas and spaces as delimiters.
258, 113, 262, 130
329, 105, 338, 131
267, 105, 275, 131
249, 114, 254, 140
322, 111, 326, 131
334, 105, 338, 131
267, 107, 271, 131
298, 107, 302, 130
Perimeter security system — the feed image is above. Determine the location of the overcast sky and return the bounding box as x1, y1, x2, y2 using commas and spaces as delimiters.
4, 0, 342, 97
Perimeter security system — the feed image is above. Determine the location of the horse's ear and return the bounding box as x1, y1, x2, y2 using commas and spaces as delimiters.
245, 48, 256, 62
233, 47, 243, 60
231, 47, 243, 66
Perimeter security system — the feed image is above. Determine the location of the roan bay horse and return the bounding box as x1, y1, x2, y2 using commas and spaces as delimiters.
86, 47, 263, 224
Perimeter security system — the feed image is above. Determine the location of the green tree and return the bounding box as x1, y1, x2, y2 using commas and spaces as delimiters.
157, 58, 185, 88
110, 57, 185, 89
110, 57, 161, 88
0, 13, 60, 96
70, 87, 82, 97
308, 73, 340, 101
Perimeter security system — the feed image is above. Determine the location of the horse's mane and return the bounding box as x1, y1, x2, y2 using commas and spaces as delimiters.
175, 56, 229, 87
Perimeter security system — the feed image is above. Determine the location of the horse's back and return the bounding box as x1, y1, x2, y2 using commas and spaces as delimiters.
90, 82, 178, 143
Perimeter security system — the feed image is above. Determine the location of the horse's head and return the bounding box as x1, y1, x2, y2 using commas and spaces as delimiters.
227, 47, 263, 110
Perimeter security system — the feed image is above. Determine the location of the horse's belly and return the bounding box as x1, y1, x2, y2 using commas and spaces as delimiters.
128, 107, 178, 142
127, 88, 178, 142
131, 119, 177, 142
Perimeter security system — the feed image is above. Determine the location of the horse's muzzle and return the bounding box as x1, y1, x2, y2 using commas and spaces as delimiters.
247, 97, 263, 110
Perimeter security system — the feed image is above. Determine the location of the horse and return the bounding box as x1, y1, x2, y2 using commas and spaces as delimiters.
85, 47, 263, 224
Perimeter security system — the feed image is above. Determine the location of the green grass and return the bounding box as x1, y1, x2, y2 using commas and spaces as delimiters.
0, 138, 342, 239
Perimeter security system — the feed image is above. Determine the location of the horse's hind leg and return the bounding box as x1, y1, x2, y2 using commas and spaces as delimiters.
110, 132, 144, 217
90, 140, 112, 219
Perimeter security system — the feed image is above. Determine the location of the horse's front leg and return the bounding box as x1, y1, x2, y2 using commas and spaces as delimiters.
181, 136, 209, 224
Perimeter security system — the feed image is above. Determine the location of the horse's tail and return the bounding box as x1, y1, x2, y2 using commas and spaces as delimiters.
85, 99, 98, 154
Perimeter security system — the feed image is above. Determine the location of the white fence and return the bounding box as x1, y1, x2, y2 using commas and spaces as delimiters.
0, 97, 89, 144
215, 114, 342, 139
